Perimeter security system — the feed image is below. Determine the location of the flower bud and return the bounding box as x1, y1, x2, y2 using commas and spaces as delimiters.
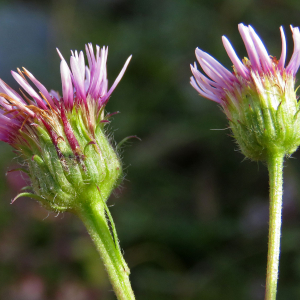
1, 44, 131, 211
191, 24, 300, 160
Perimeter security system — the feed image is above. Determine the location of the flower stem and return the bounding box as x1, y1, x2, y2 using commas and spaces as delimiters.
77, 200, 135, 300
265, 153, 284, 300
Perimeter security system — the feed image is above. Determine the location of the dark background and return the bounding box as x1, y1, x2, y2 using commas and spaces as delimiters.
1, 0, 300, 299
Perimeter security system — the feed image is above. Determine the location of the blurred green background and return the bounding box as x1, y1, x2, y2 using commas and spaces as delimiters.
1, 0, 300, 299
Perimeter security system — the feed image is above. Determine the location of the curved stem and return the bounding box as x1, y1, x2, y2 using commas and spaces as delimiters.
77, 201, 135, 300
265, 154, 284, 300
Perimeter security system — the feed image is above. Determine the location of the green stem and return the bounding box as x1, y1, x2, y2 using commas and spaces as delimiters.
77, 201, 135, 300
265, 153, 284, 300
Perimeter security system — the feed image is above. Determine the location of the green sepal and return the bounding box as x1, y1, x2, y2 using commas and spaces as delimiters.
11, 192, 46, 204
13, 105, 123, 215
226, 77, 300, 160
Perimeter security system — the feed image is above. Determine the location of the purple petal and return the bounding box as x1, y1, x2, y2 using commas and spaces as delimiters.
0, 82, 35, 117
190, 76, 221, 103
85, 44, 92, 70
87, 46, 103, 98
49, 90, 60, 101
222, 36, 249, 78
191, 63, 222, 89
286, 26, 300, 75
56, 48, 64, 60
87, 45, 104, 98
0, 95, 14, 110
190, 66, 224, 99
102, 55, 132, 105
57, 48, 74, 106
195, 50, 231, 88
196, 48, 235, 81
84, 66, 91, 93
60, 60, 74, 108
78, 51, 85, 79
86, 43, 96, 69
0, 131, 12, 143
100, 79, 108, 99
0, 111, 20, 126
11, 71, 47, 109
0, 79, 26, 104
248, 25, 272, 73
93, 47, 108, 99
23, 68, 55, 108
238, 23, 261, 72
278, 26, 286, 70
70, 55, 86, 101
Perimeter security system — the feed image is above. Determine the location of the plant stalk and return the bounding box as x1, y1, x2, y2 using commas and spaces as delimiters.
265, 153, 284, 300
77, 201, 135, 300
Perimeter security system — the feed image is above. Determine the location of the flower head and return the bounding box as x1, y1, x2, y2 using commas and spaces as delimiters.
1, 44, 131, 211
191, 24, 300, 160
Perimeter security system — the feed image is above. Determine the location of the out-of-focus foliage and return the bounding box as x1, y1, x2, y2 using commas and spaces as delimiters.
0, 0, 300, 299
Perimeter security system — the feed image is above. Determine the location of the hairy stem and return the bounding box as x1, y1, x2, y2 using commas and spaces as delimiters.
77, 201, 135, 300
265, 154, 284, 300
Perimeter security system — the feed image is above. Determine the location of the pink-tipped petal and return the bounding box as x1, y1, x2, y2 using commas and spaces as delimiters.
87, 45, 107, 98
190, 76, 221, 103
99, 79, 108, 99
60, 60, 73, 108
0, 82, 35, 117
286, 26, 300, 74
87, 43, 96, 67
102, 55, 132, 105
49, 90, 60, 101
57, 48, 75, 105
87, 59, 101, 98
238, 23, 261, 72
93, 47, 108, 99
0, 112, 20, 127
0, 131, 12, 143
248, 25, 272, 73
11, 71, 47, 109
56, 48, 64, 60
0, 95, 15, 110
190, 63, 224, 100
191, 63, 222, 89
222, 36, 249, 78
278, 26, 286, 70
196, 48, 236, 81
84, 66, 91, 92
85, 44, 92, 70
70, 55, 86, 101
0, 79, 26, 104
287, 51, 300, 76
196, 55, 229, 88
23, 68, 55, 108
193, 75, 223, 100
78, 51, 86, 79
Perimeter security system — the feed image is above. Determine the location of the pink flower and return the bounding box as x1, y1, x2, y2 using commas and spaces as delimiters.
190, 24, 300, 160
0, 44, 131, 210
0, 44, 131, 150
